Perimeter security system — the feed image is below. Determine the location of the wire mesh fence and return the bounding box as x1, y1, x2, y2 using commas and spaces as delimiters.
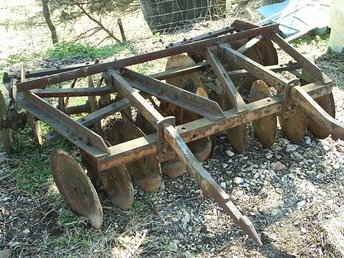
140, 0, 227, 34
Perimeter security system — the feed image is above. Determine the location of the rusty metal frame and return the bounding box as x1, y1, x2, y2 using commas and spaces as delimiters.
16, 24, 279, 91
8, 21, 344, 245
97, 81, 332, 170
16, 91, 109, 157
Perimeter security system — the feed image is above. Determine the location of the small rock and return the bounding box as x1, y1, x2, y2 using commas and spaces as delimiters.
280, 138, 289, 145
8, 241, 20, 247
292, 152, 303, 160
271, 208, 281, 216
286, 144, 298, 152
272, 161, 287, 171
183, 251, 193, 258
300, 227, 307, 233
23, 228, 30, 234
323, 142, 331, 151
233, 177, 243, 185
297, 200, 306, 209
305, 136, 312, 145
321, 210, 344, 257
220, 182, 226, 189
266, 153, 273, 159
172, 239, 180, 245
182, 212, 190, 227
222, 163, 229, 169
225, 150, 235, 157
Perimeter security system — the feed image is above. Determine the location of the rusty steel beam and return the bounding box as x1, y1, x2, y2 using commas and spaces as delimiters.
167, 26, 237, 48
269, 34, 331, 83
97, 81, 332, 170
16, 24, 279, 91
120, 68, 225, 121
33, 62, 301, 98
45, 99, 130, 142
220, 44, 297, 88
206, 47, 246, 110
104, 69, 262, 245
16, 91, 109, 157
230, 19, 330, 84
34, 87, 112, 98
291, 86, 344, 140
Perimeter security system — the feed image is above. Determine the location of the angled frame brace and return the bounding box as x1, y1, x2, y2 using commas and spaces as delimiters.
219, 43, 298, 88
120, 68, 224, 121
104, 68, 262, 245
206, 47, 246, 111
16, 91, 109, 157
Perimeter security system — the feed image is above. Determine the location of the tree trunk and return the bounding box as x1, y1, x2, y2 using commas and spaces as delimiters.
41, 0, 58, 44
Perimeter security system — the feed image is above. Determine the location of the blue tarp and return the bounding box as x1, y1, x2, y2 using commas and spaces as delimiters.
256, 0, 330, 39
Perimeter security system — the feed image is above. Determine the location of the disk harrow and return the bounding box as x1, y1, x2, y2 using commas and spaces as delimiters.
3, 20, 344, 246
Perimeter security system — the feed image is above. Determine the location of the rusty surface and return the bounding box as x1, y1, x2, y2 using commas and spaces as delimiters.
220, 44, 295, 88
98, 81, 332, 170
164, 125, 262, 245
231, 19, 329, 84
45, 99, 130, 142
33, 62, 301, 99
34, 87, 112, 98
51, 149, 103, 228
308, 93, 335, 139
16, 24, 279, 91
121, 68, 224, 121
292, 86, 344, 141
104, 68, 262, 244
206, 47, 246, 110
16, 91, 109, 157
167, 26, 237, 48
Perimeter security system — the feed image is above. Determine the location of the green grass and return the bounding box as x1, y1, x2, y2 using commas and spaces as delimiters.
10, 126, 74, 197
45, 41, 128, 63
291, 32, 330, 48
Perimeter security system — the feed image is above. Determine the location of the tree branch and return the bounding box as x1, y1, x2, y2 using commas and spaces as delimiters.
73, 1, 122, 44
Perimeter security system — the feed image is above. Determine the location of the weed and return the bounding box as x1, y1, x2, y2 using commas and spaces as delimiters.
6, 52, 33, 65
130, 200, 147, 212
10, 126, 75, 197
57, 209, 81, 226
45, 41, 128, 62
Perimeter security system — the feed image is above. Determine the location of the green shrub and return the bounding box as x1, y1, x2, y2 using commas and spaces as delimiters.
45, 41, 127, 62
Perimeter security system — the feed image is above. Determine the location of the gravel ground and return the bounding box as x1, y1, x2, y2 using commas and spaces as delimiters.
1, 0, 343, 257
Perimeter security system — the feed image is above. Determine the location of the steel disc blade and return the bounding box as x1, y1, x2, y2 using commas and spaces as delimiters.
256, 38, 279, 66
188, 137, 213, 161
307, 93, 335, 139
162, 160, 187, 178
103, 116, 161, 193
0, 90, 12, 153
220, 39, 277, 152
127, 157, 162, 193
250, 80, 277, 148
226, 124, 249, 153
51, 149, 103, 228
100, 165, 134, 209
280, 107, 307, 143
162, 137, 212, 178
